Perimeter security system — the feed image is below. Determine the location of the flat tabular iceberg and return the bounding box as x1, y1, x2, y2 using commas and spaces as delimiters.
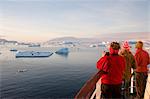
16, 51, 53, 58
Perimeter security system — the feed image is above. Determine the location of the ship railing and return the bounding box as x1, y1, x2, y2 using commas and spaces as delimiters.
90, 78, 101, 99
75, 69, 136, 99
74, 71, 103, 99
144, 68, 150, 99
90, 70, 136, 99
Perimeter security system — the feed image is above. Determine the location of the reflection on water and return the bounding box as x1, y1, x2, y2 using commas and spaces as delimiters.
0, 45, 101, 98
55, 53, 69, 58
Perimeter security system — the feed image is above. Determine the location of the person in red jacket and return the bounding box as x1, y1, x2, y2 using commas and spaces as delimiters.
97, 42, 126, 98
134, 41, 150, 98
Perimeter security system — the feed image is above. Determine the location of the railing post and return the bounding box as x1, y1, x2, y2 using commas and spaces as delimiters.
130, 68, 134, 94
96, 79, 101, 99
90, 79, 101, 99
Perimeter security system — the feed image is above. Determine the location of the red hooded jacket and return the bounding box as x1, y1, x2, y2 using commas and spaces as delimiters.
97, 54, 126, 84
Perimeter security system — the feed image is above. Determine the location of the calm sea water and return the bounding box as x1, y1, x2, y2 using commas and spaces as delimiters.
0, 45, 105, 98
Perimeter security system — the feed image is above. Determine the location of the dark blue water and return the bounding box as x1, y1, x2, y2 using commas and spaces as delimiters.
0, 45, 104, 98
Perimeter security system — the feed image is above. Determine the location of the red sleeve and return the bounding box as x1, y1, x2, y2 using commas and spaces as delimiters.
97, 56, 109, 72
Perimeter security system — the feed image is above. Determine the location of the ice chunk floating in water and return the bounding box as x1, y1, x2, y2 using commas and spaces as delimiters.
16, 51, 53, 58
55, 48, 69, 54
10, 48, 17, 51
89, 44, 97, 48
18, 69, 28, 72
28, 44, 40, 47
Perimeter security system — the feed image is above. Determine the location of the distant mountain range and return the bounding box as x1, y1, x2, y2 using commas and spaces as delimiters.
95, 32, 150, 41
0, 39, 30, 45
44, 32, 150, 45
1, 32, 149, 44
0, 38, 18, 44
45, 37, 100, 44
47, 37, 80, 42
46, 32, 149, 42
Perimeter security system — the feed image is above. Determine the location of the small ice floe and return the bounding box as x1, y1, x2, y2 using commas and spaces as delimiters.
62, 41, 73, 45
55, 48, 69, 54
10, 48, 17, 51
28, 44, 40, 47
128, 40, 137, 44
16, 51, 53, 58
18, 69, 27, 72
145, 47, 150, 50
89, 44, 97, 48
98, 43, 106, 47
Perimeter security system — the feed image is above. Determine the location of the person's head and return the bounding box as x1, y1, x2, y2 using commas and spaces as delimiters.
135, 41, 143, 49
109, 42, 120, 54
122, 41, 130, 51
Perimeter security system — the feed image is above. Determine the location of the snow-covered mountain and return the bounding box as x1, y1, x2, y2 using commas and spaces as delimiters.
0, 39, 18, 44
45, 37, 100, 45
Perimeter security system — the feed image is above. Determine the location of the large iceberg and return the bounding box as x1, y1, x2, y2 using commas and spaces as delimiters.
16, 51, 53, 58
55, 48, 69, 54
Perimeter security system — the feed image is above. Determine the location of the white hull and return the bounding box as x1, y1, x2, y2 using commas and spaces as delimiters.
16, 51, 53, 58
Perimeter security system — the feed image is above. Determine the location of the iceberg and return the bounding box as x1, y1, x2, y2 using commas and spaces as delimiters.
89, 44, 97, 47
128, 40, 137, 44
28, 44, 40, 47
55, 48, 69, 54
18, 69, 28, 72
98, 43, 106, 47
16, 51, 53, 58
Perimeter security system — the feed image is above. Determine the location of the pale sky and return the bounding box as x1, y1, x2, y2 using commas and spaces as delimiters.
0, 0, 149, 42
